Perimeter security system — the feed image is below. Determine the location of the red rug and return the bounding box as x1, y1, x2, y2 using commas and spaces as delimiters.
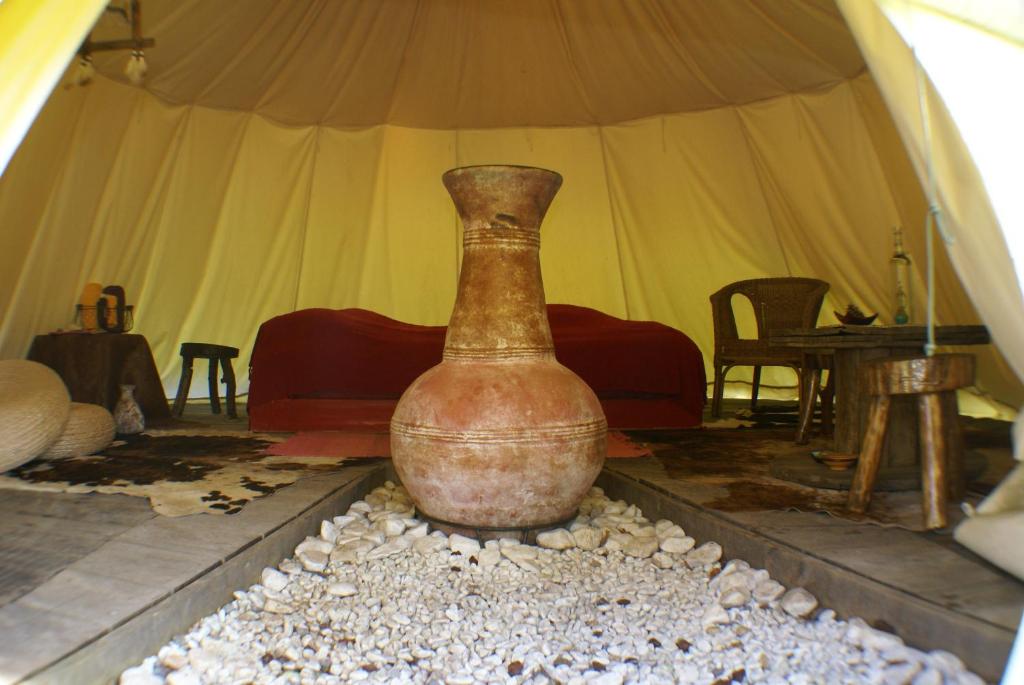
264, 430, 651, 458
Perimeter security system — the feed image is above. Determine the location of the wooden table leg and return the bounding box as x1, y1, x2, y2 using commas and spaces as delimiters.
849, 395, 890, 513
796, 366, 820, 445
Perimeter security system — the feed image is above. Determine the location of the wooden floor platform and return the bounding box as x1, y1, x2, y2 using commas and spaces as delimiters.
0, 400, 1019, 683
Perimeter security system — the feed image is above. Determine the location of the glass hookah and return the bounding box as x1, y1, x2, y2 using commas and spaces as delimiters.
890, 225, 912, 325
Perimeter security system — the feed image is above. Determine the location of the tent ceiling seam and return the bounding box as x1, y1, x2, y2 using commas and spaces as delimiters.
382, 0, 426, 128
190, 3, 289, 104
648, 0, 731, 104
746, 0, 851, 79
548, 0, 599, 124
252, 0, 332, 116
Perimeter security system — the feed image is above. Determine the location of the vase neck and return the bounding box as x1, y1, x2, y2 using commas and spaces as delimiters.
444, 227, 553, 361
441, 166, 562, 361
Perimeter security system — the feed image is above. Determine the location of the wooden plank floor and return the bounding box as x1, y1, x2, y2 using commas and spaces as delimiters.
0, 492, 155, 606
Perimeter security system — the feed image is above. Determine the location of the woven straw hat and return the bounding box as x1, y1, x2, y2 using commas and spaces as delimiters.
43, 402, 115, 458
0, 360, 71, 471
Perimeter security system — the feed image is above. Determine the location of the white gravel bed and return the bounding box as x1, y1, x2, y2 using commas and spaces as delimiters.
120, 483, 987, 685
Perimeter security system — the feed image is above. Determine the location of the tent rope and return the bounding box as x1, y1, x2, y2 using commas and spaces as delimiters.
912, 47, 953, 357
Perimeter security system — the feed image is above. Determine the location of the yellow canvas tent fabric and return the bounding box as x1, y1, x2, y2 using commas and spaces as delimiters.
2, 0, 1018, 416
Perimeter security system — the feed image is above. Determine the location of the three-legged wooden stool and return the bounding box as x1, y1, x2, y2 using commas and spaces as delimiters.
171, 343, 239, 419
848, 353, 974, 529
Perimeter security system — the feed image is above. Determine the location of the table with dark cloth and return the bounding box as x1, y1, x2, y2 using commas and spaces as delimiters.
27, 333, 171, 420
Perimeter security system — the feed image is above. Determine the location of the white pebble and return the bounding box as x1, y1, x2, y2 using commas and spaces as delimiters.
327, 582, 358, 597
158, 647, 188, 671
780, 587, 818, 619
650, 552, 674, 569
623, 536, 660, 558
365, 537, 412, 560
685, 541, 722, 566
165, 668, 202, 685
537, 528, 576, 550
911, 668, 943, 685
719, 587, 750, 608
701, 604, 731, 630
753, 579, 786, 605
572, 526, 606, 550
413, 536, 447, 555
320, 520, 338, 543
660, 535, 695, 554
883, 661, 923, 685
477, 548, 502, 569
119, 666, 162, 685
405, 522, 430, 538
261, 567, 289, 593
297, 549, 328, 573
448, 534, 481, 556
295, 536, 333, 556
927, 650, 965, 675
262, 599, 293, 614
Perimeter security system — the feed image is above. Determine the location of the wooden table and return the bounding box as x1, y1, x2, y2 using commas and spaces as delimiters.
27, 333, 171, 421
769, 325, 989, 487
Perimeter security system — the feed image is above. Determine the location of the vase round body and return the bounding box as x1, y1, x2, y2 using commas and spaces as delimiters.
391, 165, 607, 529
113, 384, 145, 435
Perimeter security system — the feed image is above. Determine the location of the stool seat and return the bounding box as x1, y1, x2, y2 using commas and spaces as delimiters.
848, 353, 975, 529
863, 354, 975, 396
172, 342, 240, 419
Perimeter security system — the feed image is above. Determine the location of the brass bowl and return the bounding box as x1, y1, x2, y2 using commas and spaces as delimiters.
834, 310, 878, 326
812, 450, 858, 471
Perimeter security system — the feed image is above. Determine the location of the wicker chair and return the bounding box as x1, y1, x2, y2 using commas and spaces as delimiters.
710, 277, 830, 421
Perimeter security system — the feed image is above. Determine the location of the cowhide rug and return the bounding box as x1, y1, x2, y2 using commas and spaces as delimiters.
617, 428, 979, 531
0, 433, 369, 517
702, 405, 804, 430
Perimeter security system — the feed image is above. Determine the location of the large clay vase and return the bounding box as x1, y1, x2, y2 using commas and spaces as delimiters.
391, 165, 607, 529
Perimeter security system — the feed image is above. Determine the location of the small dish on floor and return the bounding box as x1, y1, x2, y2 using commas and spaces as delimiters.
811, 450, 858, 471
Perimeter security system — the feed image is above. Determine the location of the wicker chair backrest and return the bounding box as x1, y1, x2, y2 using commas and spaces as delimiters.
710, 277, 829, 359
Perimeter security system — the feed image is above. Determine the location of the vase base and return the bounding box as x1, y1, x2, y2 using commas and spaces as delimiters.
417, 510, 578, 544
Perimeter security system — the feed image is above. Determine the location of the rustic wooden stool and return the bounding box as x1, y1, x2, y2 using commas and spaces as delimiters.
848, 353, 974, 529
171, 343, 239, 419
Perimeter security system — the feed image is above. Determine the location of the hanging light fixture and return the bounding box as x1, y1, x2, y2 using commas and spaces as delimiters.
73, 0, 155, 87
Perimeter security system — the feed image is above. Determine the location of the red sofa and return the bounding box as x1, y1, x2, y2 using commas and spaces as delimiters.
248, 305, 705, 431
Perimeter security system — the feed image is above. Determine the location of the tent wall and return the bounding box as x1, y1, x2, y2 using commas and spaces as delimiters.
2, 71, 1017, 407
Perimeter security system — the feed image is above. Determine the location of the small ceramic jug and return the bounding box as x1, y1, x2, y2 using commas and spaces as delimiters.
113, 384, 145, 435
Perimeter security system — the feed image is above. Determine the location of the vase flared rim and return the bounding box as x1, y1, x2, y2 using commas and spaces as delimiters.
442, 164, 562, 182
